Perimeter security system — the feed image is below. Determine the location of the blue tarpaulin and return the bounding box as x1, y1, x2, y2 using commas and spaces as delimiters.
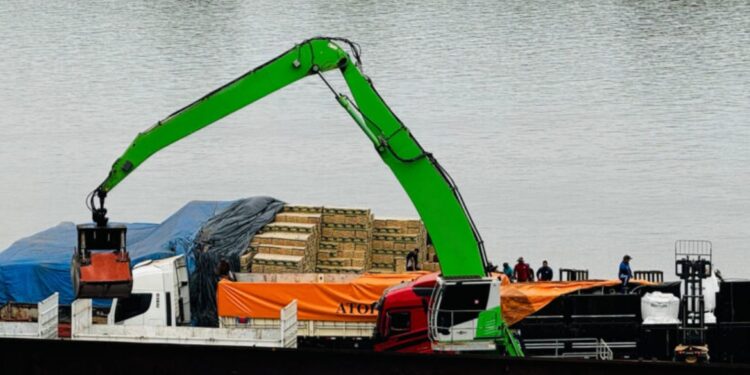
0, 198, 278, 307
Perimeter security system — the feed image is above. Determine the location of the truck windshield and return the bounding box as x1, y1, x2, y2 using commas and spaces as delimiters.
387, 311, 411, 335
436, 283, 489, 328
114, 293, 153, 323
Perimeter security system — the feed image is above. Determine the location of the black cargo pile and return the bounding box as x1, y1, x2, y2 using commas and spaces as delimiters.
188, 196, 284, 326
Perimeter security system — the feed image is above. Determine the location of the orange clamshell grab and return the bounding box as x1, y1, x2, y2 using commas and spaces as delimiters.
73, 252, 133, 299
78, 253, 132, 283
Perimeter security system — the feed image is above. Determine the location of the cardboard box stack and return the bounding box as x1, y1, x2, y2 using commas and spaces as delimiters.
369, 218, 427, 273
316, 207, 373, 273
245, 206, 322, 273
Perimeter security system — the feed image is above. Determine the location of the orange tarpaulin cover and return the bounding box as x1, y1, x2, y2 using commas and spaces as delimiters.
502, 279, 625, 326
217, 273, 647, 325
217, 272, 430, 322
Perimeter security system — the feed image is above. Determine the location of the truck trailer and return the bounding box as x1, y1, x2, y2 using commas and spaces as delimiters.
114, 255, 422, 348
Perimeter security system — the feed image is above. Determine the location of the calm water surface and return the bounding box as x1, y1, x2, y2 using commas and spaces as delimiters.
0, 0, 748, 278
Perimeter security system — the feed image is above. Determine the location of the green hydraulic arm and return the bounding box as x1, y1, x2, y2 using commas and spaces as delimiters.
90, 37, 489, 278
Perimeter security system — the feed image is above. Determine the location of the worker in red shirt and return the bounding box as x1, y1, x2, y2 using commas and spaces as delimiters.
513, 257, 531, 282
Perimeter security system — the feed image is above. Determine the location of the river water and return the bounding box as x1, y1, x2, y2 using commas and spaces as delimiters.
0, 0, 748, 279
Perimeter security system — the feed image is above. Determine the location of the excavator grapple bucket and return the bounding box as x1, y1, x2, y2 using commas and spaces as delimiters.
72, 224, 132, 299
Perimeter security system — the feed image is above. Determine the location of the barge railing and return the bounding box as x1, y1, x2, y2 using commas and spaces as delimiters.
0, 292, 58, 339
523, 337, 614, 360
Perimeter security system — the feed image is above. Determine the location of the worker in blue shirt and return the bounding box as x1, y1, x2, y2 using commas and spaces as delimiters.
618, 255, 633, 293
502, 262, 514, 282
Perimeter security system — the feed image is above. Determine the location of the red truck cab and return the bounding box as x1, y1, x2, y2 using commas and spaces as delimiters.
373, 273, 437, 353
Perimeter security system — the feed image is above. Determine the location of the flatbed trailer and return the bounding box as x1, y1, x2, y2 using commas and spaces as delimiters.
1, 291, 298, 349
72, 298, 297, 348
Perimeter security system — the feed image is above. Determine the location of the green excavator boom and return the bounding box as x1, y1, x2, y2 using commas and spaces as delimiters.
93, 37, 488, 278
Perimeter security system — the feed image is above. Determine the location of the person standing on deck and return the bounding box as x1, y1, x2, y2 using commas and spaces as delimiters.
503, 262, 514, 281
406, 248, 420, 271
486, 262, 499, 273
216, 259, 236, 282
514, 257, 531, 282
619, 255, 633, 292
537, 260, 553, 281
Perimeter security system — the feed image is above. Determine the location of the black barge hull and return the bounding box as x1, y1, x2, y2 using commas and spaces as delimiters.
0, 337, 747, 375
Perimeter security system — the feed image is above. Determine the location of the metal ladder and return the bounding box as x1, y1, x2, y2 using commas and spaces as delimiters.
674, 240, 712, 362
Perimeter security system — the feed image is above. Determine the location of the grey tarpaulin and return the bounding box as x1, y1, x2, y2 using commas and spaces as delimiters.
188, 196, 284, 326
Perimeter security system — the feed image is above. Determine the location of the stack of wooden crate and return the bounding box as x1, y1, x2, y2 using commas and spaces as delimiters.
369, 218, 427, 273
244, 207, 321, 273
242, 204, 440, 275
316, 207, 372, 273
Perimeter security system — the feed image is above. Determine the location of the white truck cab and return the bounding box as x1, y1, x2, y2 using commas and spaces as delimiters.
108, 255, 191, 327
